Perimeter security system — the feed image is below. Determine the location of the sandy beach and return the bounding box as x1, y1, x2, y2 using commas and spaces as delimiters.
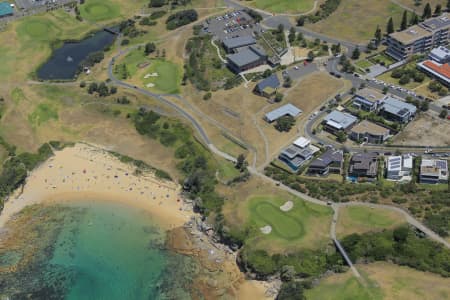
0, 143, 190, 230
0, 142, 274, 299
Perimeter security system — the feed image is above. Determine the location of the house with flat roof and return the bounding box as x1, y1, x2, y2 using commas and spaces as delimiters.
387, 14, 450, 60
307, 148, 343, 176
418, 60, 450, 86
222, 36, 256, 53
350, 120, 390, 144
348, 153, 379, 179
323, 110, 358, 133
386, 155, 413, 181
227, 45, 267, 73
278, 137, 318, 172
379, 96, 417, 123
353, 88, 385, 112
429, 46, 450, 63
0, 2, 13, 18
420, 159, 449, 184
255, 74, 280, 97
264, 103, 302, 123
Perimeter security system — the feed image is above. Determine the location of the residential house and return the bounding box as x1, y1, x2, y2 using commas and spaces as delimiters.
307, 148, 344, 176
323, 110, 358, 133
379, 96, 417, 123
353, 88, 385, 112
279, 137, 318, 172
264, 103, 302, 123
386, 155, 413, 180
350, 120, 390, 144
420, 159, 449, 184
255, 74, 280, 98
348, 152, 379, 178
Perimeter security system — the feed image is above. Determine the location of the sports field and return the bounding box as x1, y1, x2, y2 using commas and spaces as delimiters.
337, 205, 406, 238
142, 60, 181, 94
249, 0, 316, 13
306, 0, 404, 43
244, 195, 333, 252
306, 262, 450, 300
79, 0, 121, 22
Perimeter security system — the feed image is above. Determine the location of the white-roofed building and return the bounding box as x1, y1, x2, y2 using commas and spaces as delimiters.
264, 103, 302, 123
420, 159, 449, 184
293, 137, 310, 148
429, 46, 450, 63
386, 154, 413, 181
323, 110, 358, 133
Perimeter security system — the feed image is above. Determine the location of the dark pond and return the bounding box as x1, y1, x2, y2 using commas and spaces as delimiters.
36, 29, 116, 80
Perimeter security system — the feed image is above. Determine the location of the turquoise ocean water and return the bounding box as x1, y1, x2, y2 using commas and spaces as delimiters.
0, 201, 197, 299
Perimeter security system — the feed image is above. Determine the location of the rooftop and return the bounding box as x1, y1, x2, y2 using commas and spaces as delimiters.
227, 48, 262, 67
350, 152, 378, 175
429, 46, 450, 60
390, 25, 430, 45
256, 74, 280, 92
293, 137, 310, 148
420, 13, 450, 32
0, 2, 13, 16
324, 110, 358, 130
355, 88, 385, 103
351, 120, 389, 136
222, 36, 255, 49
309, 149, 343, 168
387, 156, 402, 172
420, 60, 450, 80
265, 103, 302, 122
421, 159, 448, 177
381, 96, 417, 116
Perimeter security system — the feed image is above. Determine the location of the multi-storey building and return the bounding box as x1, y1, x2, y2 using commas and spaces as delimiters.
387, 13, 450, 60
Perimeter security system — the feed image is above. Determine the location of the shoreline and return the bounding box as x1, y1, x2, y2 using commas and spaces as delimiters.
0, 142, 274, 299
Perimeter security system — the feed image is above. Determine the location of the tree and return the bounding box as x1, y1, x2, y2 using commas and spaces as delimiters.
435, 4, 442, 15
79, 81, 86, 88
297, 16, 305, 26
87, 82, 98, 94
382, 86, 389, 94
374, 25, 382, 44
97, 82, 109, 97
393, 226, 409, 243
235, 154, 247, 171
336, 131, 347, 142
387, 17, 394, 34
420, 100, 429, 111
351, 47, 360, 59
307, 51, 315, 61
144, 42, 156, 55
110, 86, 117, 94
422, 3, 432, 19
276, 281, 305, 300
274, 116, 295, 132
283, 76, 292, 88
274, 93, 284, 102
277, 24, 284, 34
410, 12, 419, 25
288, 27, 296, 43
439, 109, 448, 118
400, 10, 408, 30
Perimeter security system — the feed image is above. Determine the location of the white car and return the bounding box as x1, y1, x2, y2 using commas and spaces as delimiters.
294, 66, 299, 70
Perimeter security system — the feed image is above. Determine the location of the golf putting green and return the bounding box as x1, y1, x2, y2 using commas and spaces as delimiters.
17, 19, 58, 41
80, 0, 120, 22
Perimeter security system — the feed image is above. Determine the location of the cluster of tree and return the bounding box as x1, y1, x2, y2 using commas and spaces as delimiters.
341, 226, 450, 277
351, 47, 360, 60
185, 37, 211, 90
275, 115, 295, 132
145, 42, 156, 55
139, 17, 157, 26
166, 9, 198, 30
87, 82, 117, 97
288, 27, 296, 43
150, 10, 166, 19
339, 55, 355, 73
390, 67, 425, 85
298, 0, 341, 24
0, 142, 55, 211
330, 43, 341, 56
74, 5, 83, 21
273, 24, 285, 43
405, 96, 429, 112
119, 19, 146, 38
149, 0, 191, 8
235, 154, 248, 172
133, 108, 223, 214
78, 51, 104, 72
149, 0, 165, 7
428, 80, 448, 96
244, 9, 263, 23
116, 96, 130, 104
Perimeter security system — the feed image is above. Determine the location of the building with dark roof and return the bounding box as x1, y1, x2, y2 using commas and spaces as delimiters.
0, 2, 13, 18
307, 148, 343, 176
227, 45, 267, 73
349, 120, 390, 144
264, 103, 302, 123
255, 74, 280, 97
379, 96, 417, 123
278, 137, 319, 172
222, 36, 256, 53
348, 153, 379, 178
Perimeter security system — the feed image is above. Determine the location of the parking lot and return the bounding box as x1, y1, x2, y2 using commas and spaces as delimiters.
203, 10, 262, 41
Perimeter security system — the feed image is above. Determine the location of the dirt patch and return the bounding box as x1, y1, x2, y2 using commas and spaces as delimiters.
393, 113, 450, 146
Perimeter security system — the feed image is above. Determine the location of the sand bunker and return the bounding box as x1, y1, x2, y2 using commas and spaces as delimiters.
280, 201, 293, 212
260, 225, 272, 234
146, 83, 155, 88
144, 72, 159, 78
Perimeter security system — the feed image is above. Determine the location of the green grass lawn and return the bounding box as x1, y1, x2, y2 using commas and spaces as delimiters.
244, 195, 333, 252
217, 159, 241, 182
250, 0, 315, 13
16, 18, 62, 42
116, 49, 149, 77
79, 0, 121, 22
337, 205, 406, 238
368, 53, 395, 66
305, 271, 383, 300
355, 59, 374, 70
28, 103, 59, 127
142, 59, 181, 94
